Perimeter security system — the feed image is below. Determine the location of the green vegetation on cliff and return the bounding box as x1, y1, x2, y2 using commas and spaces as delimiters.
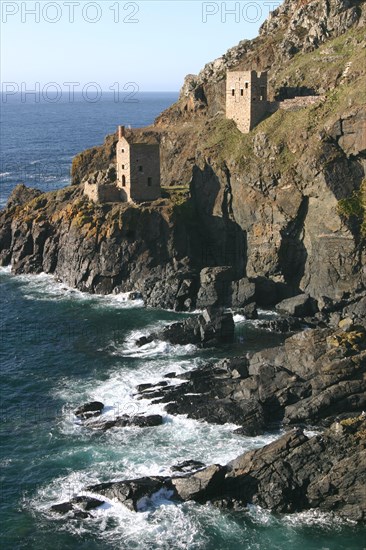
338, 179, 366, 239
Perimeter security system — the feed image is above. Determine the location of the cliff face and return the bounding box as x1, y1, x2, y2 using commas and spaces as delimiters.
1, 0, 365, 306
0, 186, 203, 309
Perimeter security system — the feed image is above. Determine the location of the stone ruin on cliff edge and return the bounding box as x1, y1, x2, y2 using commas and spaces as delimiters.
84, 72, 324, 203
226, 69, 324, 133
84, 125, 161, 204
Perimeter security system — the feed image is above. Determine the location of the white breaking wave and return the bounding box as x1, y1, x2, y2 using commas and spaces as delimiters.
55, 349, 282, 479
257, 308, 280, 317
233, 313, 246, 323
1, 270, 144, 309
117, 326, 198, 358
29, 457, 349, 550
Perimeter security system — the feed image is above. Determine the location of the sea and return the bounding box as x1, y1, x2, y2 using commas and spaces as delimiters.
0, 93, 365, 549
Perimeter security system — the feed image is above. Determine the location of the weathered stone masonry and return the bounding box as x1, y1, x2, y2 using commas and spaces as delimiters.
226, 70, 268, 133
116, 125, 161, 202
84, 125, 161, 203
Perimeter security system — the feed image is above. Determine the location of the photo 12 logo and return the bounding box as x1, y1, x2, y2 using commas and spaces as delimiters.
202, 1, 280, 23
1, 1, 140, 24
1, 81, 140, 103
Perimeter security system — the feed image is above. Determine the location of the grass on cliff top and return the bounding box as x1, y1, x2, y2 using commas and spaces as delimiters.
161, 185, 190, 206
199, 24, 366, 174
199, 59, 365, 176
201, 118, 253, 164
200, 113, 297, 173
160, 184, 197, 225
272, 26, 366, 97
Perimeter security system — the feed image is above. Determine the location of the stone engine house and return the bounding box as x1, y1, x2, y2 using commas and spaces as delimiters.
116, 125, 161, 202
84, 125, 161, 204
226, 70, 268, 133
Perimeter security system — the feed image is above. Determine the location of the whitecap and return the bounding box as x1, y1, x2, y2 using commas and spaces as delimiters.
5, 270, 144, 309
233, 313, 246, 323
283, 509, 352, 528
257, 308, 280, 318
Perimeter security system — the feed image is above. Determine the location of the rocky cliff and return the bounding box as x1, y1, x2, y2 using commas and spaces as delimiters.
0, 0, 365, 308
0, 184, 206, 309
55, 417, 366, 522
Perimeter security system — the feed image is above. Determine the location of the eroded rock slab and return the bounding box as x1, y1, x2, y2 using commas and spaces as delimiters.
135, 325, 365, 435
56, 418, 366, 522
136, 308, 235, 348
84, 414, 164, 431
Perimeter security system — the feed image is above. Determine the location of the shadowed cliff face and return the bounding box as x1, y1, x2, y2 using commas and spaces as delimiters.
0, 186, 207, 309
2, 0, 365, 305
188, 106, 366, 300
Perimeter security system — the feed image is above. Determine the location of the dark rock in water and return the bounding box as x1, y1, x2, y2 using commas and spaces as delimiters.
51, 496, 104, 518
71, 496, 105, 511
196, 267, 233, 308
276, 293, 317, 317
256, 316, 304, 333
128, 291, 142, 301
136, 308, 235, 349
136, 358, 269, 435
235, 302, 258, 320
166, 394, 266, 435
88, 476, 180, 512
135, 336, 154, 347
171, 459, 206, 473
74, 401, 104, 420
128, 415, 164, 428
172, 464, 226, 503
136, 383, 155, 392
134, 326, 366, 435
64, 417, 366, 522
195, 268, 256, 310
62, 417, 366, 522
51, 502, 74, 515
86, 466, 226, 510
86, 414, 163, 431
223, 419, 366, 522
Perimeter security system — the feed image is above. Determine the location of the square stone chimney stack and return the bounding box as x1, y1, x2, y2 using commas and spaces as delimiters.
118, 125, 125, 139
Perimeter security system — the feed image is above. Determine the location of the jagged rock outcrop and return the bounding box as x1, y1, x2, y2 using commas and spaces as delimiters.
276, 293, 317, 316
157, 0, 366, 120
136, 323, 366, 435
51, 496, 104, 519
0, 186, 202, 309
74, 401, 104, 420
5, 183, 42, 209
81, 414, 163, 431
136, 308, 235, 348
66, 1, 365, 305
54, 417, 366, 522
223, 418, 366, 521
88, 477, 179, 512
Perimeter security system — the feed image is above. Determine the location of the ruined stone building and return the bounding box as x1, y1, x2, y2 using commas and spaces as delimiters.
116, 125, 161, 202
226, 70, 324, 133
226, 70, 268, 133
84, 125, 161, 203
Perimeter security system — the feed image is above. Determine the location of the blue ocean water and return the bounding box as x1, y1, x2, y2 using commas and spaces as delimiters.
0, 91, 178, 208
0, 94, 365, 549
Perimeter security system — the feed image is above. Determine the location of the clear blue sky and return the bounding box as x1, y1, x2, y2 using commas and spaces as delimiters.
1, 1, 281, 91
